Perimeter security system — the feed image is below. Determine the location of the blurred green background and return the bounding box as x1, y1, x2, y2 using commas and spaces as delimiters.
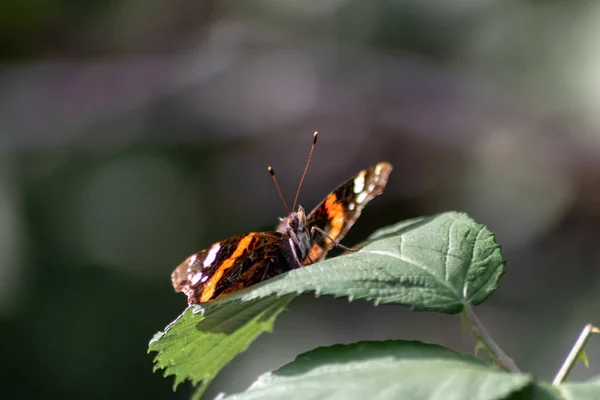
2, 0, 600, 398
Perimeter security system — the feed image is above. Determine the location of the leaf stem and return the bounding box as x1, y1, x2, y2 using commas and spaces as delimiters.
463, 305, 521, 373
552, 324, 600, 386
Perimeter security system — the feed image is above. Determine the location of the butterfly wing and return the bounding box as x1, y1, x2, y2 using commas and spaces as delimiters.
304, 161, 393, 264
171, 231, 288, 304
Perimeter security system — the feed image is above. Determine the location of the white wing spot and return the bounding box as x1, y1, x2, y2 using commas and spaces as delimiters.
190, 273, 204, 285
367, 183, 375, 192
348, 202, 356, 211
203, 243, 221, 268
375, 163, 382, 175
356, 191, 368, 204
187, 254, 197, 267
353, 171, 366, 193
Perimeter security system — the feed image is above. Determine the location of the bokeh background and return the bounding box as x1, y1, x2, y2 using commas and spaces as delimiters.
2, 0, 600, 398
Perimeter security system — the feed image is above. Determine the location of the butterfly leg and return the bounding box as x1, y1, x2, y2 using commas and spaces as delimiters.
311, 226, 358, 252
260, 262, 270, 282
288, 238, 304, 267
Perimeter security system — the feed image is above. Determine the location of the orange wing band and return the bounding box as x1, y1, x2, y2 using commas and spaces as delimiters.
200, 233, 256, 302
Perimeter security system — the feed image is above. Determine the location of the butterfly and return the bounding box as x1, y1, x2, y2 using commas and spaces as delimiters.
171, 133, 392, 304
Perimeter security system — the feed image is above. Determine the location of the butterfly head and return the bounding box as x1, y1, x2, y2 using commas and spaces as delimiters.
276, 206, 311, 263
287, 205, 306, 229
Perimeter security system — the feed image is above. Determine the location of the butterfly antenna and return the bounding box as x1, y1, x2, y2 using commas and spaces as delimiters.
268, 166, 290, 213
292, 131, 318, 211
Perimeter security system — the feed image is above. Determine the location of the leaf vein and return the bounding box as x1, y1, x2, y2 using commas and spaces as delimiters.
365, 249, 458, 298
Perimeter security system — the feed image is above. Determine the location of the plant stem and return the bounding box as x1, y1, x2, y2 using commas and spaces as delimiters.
463, 305, 521, 373
552, 324, 600, 385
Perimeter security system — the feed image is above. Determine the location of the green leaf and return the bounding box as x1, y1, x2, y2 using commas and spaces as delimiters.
559, 377, 600, 399
505, 382, 561, 400
149, 294, 296, 398
510, 379, 600, 400
223, 212, 505, 313
149, 212, 505, 396
219, 340, 532, 400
